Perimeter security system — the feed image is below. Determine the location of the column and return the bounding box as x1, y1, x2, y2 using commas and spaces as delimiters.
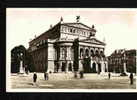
123, 63, 127, 73
101, 61, 105, 74
123, 53, 127, 73
96, 62, 98, 72
65, 61, 68, 72
90, 60, 93, 69
79, 60, 83, 71
71, 61, 74, 72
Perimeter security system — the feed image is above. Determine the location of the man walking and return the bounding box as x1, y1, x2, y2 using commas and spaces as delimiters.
79, 70, 84, 78
44, 72, 49, 80
33, 72, 37, 85
74, 71, 77, 78
129, 73, 134, 85
108, 72, 111, 79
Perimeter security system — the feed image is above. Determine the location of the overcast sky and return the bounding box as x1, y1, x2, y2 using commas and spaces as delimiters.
6, 8, 137, 57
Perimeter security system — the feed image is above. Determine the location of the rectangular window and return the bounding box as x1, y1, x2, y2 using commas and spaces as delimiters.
61, 48, 67, 60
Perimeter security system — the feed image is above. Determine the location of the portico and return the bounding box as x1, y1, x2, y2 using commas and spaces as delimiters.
74, 38, 108, 74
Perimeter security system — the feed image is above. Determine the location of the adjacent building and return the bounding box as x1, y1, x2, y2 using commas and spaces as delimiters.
28, 17, 108, 73
108, 49, 137, 73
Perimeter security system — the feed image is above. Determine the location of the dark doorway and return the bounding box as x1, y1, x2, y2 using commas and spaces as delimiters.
92, 62, 96, 73
83, 57, 92, 73
55, 62, 60, 72
104, 63, 107, 72
62, 62, 66, 71
68, 63, 72, 71
98, 63, 101, 74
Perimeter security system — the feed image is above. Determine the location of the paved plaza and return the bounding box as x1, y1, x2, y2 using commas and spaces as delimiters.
11, 72, 136, 89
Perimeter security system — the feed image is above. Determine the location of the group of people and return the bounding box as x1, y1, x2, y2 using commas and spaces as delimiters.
33, 72, 49, 85
74, 70, 84, 78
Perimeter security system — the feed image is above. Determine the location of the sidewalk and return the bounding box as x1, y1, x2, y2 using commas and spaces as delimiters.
10, 72, 136, 89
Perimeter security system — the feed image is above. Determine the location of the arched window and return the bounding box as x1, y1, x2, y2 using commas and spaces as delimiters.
85, 49, 89, 57
95, 50, 99, 56
90, 49, 94, 56
80, 48, 84, 58
100, 51, 105, 57
70, 28, 73, 33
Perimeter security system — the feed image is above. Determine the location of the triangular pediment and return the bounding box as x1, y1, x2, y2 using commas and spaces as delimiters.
79, 38, 105, 45
62, 23, 92, 30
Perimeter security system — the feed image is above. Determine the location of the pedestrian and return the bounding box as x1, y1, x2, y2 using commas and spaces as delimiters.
108, 72, 111, 79
74, 71, 77, 78
46, 72, 49, 80
44, 72, 49, 80
44, 72, 46, 80
25, 65, 29, 75
129, 73, 133, 85
33, 72, 37, 85
79, 70, 84, 78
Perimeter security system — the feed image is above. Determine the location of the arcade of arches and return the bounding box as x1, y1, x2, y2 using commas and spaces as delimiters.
53, 44, 108, 74
79, 46, 108, 74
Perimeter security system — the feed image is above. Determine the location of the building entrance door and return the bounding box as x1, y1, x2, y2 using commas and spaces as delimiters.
83, 57, 92, 73
98, 63, 101, 74
62, 62, 66, 72
56, 62, 59, 72
92, 62, 96, 73
68, 63, 72, 71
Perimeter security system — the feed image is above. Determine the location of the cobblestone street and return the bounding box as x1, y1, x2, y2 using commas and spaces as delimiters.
10, 72, 136, 90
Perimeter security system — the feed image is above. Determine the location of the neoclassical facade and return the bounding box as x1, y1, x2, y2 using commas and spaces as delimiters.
28, 17, 108, 74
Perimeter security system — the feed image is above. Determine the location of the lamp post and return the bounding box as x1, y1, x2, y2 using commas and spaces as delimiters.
123, 52, 127, 74
19, 53, 24, 74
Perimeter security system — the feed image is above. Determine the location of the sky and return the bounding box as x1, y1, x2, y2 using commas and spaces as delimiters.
6, 8, 137, 57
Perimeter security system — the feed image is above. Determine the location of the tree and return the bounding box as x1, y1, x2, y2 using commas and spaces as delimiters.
11, 45, 35, 73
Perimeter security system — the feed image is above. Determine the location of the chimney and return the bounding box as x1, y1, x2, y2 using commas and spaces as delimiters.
50, 24, 53, 29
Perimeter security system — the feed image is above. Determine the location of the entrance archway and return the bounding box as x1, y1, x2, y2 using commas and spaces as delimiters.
98, 63, 101, 74
56, 62, 59, 72
92, 62, 96, 73
83, 57, 92, 73
61, 62, 66, 72
68, 63, 72, 71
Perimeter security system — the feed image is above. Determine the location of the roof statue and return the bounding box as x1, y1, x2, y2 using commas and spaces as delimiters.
89, 25, 96, 37
76, 16, 80, 22
50, 24, 53, 29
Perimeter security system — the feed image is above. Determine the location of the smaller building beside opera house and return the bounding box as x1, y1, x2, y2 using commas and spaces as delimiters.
28, 17, 108, 74
108, 49, 137, 74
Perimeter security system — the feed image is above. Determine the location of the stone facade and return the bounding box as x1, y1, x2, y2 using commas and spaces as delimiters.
108, 49, 136, 73
28, 18, 108, 73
